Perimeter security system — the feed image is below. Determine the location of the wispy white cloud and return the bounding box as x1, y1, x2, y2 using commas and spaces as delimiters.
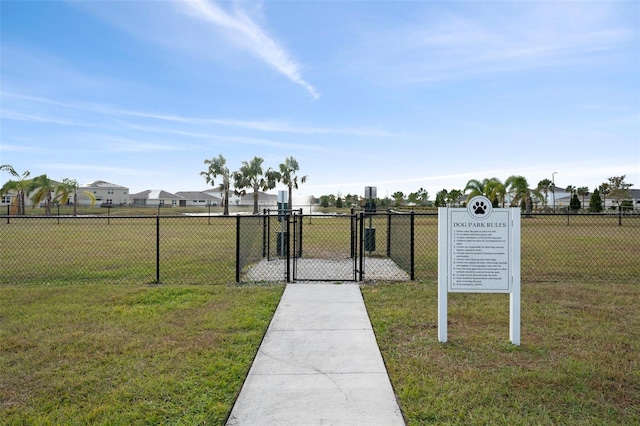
2, 92, 388, 137
178, 0, 319, 100
0, 143, 43, 153
0, 111, 79, 126
342, 2, 637, 85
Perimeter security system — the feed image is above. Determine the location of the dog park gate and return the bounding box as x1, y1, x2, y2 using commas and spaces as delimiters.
236, 210, 414, 282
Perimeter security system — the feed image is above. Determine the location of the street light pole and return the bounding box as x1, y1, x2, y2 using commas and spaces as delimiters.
552, 172, 558, 213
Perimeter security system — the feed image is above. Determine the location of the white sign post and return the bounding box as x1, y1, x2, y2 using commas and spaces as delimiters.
438, 196, 521, 345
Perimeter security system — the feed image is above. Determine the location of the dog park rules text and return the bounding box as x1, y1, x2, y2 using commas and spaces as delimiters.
448, 210, 511, 292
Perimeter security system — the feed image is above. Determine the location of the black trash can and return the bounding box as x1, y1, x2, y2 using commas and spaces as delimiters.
365, 227, 376, 252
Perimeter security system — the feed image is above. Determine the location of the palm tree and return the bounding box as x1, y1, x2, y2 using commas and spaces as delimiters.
29, 174, 58, 215
276, 157, 307, 210
464, 177, 505, 207
577, 187, 589, 212
537, 179, 553, 212
55, 179, 96, 216
506, 175, 532, 214
531, 187, 544, 212
0, 164, 31, 215
233, 156, 278, 214
201, 154, 232, 216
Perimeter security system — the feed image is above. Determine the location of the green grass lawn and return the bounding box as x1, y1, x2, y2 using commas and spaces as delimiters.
1, 282, 284, 425
362, 281, 640, 425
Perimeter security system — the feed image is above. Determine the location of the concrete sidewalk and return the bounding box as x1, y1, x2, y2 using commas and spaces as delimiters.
226, 283, 405, 426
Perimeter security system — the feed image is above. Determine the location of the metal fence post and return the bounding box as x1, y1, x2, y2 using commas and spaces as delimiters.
236, 215, 241, 282
359, 212, 364, 282
262, 209, 267, 258
156, 215, 160, 283
386, 210, 391, 257
298, 208, 303, 257
410, 211, 415, 280
619, 206, 622, 227
286, 213, 291, 282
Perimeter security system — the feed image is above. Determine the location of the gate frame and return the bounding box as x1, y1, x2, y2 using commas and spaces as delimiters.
236, 210, 414, 283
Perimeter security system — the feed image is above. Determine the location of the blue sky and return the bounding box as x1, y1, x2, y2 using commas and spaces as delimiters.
1, 0, 639, 201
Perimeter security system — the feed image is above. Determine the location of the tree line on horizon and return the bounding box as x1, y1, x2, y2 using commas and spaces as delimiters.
314, 175, 635, 213
1, 161, 634, 215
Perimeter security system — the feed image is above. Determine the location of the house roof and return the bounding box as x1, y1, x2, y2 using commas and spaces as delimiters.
80, 180, 128, 189
130, 189, 182, 200
175, 191, 221, 201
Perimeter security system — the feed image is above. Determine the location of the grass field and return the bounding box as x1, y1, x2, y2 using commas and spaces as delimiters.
1, 212, 638, 424
1, 282, 284, 424
362, 281, 639, 424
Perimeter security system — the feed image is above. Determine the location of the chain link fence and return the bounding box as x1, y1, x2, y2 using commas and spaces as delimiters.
1, 212, 638, 285
0, 215, 236, 285
410, 212, 639, 284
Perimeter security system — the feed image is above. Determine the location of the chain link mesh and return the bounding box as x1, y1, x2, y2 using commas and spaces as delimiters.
1, 212, 637, 285
387, 211, 413, 276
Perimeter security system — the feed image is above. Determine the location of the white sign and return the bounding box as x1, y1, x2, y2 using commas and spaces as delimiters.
438, 196, 521, 345
449, 198, 511, 292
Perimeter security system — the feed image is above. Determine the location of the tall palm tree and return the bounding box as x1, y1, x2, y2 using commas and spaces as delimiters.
577, 187, 589, 212
55, 178, 96, 216
506, 175, 532, 214
0, 164, 31, 215
233, 156, 278, 214
464, 177, 505, 207
531, 187, 544, 212
201, 154, 232, 216
537, 179, 553, 211
30, 174, 57, 215
276, 157, 307, 210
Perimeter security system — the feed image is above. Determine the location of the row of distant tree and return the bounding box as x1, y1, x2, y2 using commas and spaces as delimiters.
2, 160, 634, 216
200, 155, 306, 215
1, 156, 308, 216
314, 175, 635, 213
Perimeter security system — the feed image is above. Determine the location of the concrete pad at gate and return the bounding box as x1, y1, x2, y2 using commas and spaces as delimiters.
226, 283, 405, 426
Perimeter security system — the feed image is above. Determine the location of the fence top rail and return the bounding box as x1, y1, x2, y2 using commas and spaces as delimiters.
0, 214, 238, 220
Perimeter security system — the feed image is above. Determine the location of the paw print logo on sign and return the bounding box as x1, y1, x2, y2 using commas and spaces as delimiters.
473, 200, 487, 215
467, 195, 493, 220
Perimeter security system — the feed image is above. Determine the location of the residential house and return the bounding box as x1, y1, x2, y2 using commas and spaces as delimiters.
554, 188, 640, 211
130, 189, 182, 207
79, 180, 129, 206
174, 191, 222, 207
